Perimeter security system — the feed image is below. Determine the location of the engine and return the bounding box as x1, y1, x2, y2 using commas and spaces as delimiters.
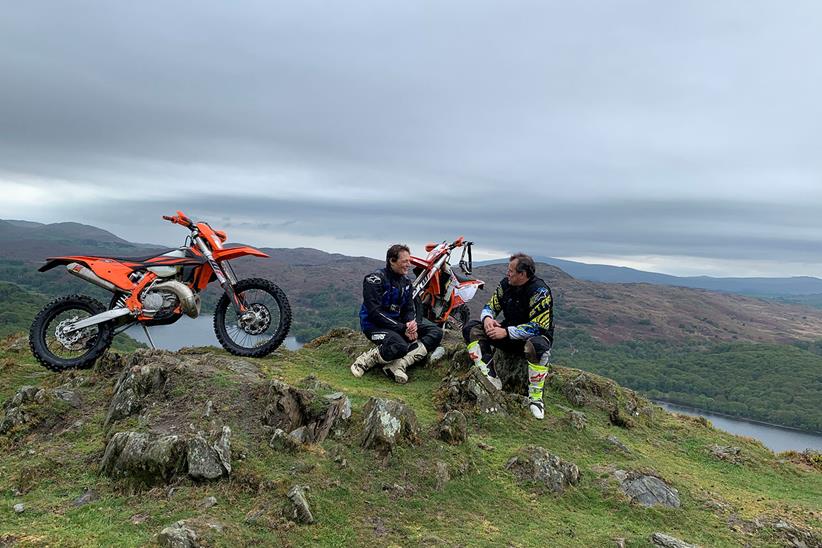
140, 288, 181, 320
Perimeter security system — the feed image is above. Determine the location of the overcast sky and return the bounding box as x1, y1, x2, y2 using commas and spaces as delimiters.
2, 1, 821, 277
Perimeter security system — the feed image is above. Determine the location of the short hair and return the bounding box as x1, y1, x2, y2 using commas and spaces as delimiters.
509, 252, 536, 278
386, 244, 410, 267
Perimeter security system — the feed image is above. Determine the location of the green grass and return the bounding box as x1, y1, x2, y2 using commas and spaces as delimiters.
0, 333, 820, 547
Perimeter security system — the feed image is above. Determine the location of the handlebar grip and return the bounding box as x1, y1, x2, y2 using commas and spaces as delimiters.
162, 215, 175, 222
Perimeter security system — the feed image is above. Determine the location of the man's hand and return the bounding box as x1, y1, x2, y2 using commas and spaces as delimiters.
405, 320, 418, 341
487, 326, 507, 340
482, 317, 501, 337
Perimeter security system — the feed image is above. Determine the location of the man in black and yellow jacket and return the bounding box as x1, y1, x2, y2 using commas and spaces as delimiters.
462, 253, 554, 419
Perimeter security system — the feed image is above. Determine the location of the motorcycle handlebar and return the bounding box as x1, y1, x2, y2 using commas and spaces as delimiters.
162, 212, 194, 229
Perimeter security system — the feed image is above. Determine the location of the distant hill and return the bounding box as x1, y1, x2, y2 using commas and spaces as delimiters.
470, 263, 822, 345
0, 219, 164, 262
477, 256, 822, 296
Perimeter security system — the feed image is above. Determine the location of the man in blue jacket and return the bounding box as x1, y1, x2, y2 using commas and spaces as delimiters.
462, 253, 554, 419
351, 244, 443, 383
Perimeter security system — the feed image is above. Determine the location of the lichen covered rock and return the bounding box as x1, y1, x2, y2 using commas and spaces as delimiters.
505, 446, 581, 493
360, 398, 419, 454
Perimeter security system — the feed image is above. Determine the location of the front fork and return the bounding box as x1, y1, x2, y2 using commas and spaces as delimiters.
196, 237, 246, 315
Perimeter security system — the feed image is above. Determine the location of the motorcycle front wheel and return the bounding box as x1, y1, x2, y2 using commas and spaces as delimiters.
213, 278, 292, 357
29, 295, 114, 372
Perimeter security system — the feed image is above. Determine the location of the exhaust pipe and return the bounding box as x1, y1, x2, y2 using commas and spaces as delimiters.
153, 280, 201, 318
66, 262, 118, 293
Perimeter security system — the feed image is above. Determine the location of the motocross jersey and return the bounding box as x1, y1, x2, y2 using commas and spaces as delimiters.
480, 276, 554, 343
359, 267, 415, 333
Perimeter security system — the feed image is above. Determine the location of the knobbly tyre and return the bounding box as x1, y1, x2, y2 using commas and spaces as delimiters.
410, 237, 484, 331
29, 211, 292, 371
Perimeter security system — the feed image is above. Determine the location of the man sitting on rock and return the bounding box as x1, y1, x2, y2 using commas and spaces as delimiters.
351, 244, 443, 383
462, 253, 554, 419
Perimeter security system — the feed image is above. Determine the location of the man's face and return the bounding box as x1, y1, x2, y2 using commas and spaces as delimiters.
507, 260, 528, 286
390, 250, 411, 276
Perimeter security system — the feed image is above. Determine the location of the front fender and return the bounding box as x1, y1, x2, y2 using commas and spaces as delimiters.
213, 246, 269, 261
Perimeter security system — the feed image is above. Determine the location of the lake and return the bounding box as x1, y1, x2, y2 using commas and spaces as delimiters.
125, 314, 303, 352
656, 401, 822, 453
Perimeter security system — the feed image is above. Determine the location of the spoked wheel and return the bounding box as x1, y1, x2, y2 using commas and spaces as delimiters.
444, 303, 471, 332
29, 295, 114, 372
213, 278, 292, 357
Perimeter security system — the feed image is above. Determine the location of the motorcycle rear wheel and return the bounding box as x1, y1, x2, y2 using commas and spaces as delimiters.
213, 278, 292, 357
29, 295, 114, 372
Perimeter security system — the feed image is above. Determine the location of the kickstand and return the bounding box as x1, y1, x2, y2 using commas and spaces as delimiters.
141, 324, 157, 350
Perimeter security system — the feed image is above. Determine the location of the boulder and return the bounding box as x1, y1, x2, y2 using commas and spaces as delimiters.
505, 446, 581, 493
360, 398, 419, 454
262, 381, 351, 445
73, 489, 99, 507
187, 427, 232, 481
651, 532, 698, 547
567, 410, 588, 430
709, 445, 742, 464
100, 432, 188, 485
284, 485, 314, 524
615, 470, 680, 508
436, 410, 468, 445
156, 520, 199, 547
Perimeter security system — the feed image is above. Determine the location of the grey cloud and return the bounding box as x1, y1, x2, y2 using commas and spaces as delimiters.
2, 1, 822, 275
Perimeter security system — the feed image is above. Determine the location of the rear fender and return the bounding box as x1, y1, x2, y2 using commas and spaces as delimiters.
39, 256, 136, 290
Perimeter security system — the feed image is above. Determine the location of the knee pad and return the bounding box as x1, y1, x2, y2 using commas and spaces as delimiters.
525, 336, 552, 366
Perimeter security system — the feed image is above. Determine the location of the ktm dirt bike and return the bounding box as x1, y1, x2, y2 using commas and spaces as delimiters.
410, 237, 484, 331
29, 211, 292, 371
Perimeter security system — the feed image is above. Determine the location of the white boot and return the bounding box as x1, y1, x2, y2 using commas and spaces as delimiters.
529, 399, 545, 420
350, 347, 386, 378
466, 341, 502, 390
383, 344, 428, 384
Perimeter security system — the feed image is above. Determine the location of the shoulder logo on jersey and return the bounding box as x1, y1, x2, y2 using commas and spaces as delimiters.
366, 274, 382, 284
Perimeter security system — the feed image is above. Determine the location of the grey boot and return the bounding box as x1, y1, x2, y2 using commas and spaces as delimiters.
350, 347, 387, 378
383, 344, 428, 384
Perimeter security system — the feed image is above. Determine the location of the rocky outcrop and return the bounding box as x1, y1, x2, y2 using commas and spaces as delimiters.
105, 362, 168, 427
615, 470, 680, 508
262, 380, 351, 445
436, 410, 468, 445
0, 385, 79, 436
360, 398, 419, 454
505, 446, 581, 493
438, 366, 529, 415
548, 367, 652, 428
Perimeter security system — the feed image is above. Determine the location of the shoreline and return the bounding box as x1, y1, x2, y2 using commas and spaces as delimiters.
652, 399, 822, 437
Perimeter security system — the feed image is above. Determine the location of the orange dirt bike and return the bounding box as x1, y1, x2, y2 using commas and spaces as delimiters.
410, 237, 484, 330
29, 211, 292, 371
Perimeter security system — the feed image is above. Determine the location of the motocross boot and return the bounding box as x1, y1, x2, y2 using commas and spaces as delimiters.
383, 343, 428, 384
466, 341, 502, 391
528, 361, 549, 420
350, 347, 387, 378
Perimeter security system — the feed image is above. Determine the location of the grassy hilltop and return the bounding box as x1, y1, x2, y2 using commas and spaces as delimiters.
0, 330, 819, 547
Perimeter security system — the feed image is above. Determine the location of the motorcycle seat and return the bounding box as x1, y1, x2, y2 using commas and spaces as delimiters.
453, 270, 478, 283
100, 249, 179, 263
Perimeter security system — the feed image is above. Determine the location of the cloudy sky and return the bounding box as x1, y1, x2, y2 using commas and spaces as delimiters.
2, 1, 821, 277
